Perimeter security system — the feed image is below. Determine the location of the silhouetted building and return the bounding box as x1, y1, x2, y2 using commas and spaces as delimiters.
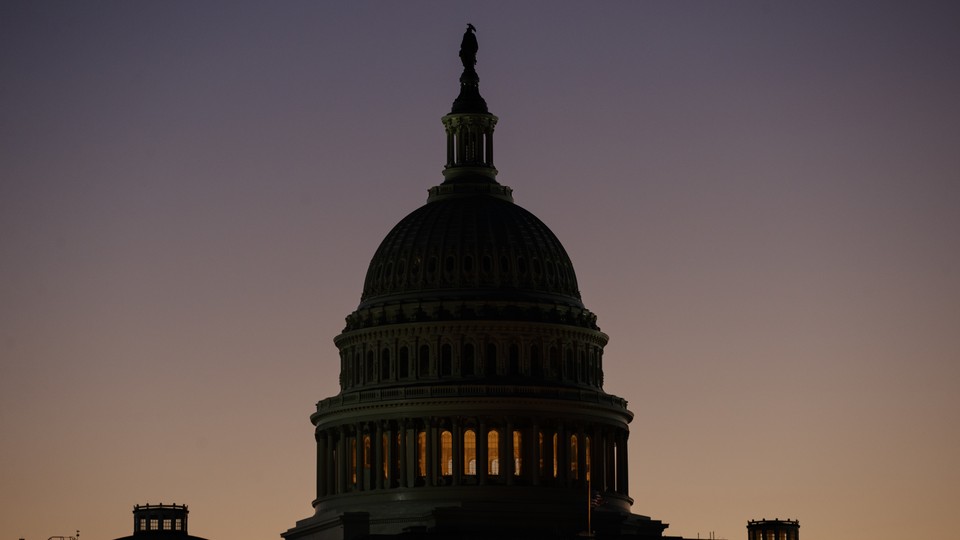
746, 520, 799, 540
283, 27, 779, 540
114, 504, 208, 540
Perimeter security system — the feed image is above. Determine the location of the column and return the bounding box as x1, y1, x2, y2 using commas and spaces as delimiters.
399, 420, 408, 488
317, 430, 328, 498
452, 417, 463, 486
505, 419, 515, 485
477, 418, 488, 485
337, 426, 348, 494
374, 422, 384, 489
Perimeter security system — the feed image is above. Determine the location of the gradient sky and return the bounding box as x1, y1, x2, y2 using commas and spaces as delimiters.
2, 2, 959, 540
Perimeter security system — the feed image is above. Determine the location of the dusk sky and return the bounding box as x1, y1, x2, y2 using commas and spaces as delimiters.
2, 2, 959, 540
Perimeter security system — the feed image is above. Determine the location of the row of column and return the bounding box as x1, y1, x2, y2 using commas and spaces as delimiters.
315, 417, 629, 500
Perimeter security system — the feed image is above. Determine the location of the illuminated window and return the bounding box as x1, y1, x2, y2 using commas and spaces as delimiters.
363, 435, 371, 469
552, 433, 559, 477
513, 430, 522, 475
464, 429, 477, 475
585, 436, 591, 481
150, 519, 158, 531
350, 437, 358, 484
441, 430, 453, 475
163, 519, 171, 531
139, 519, 146, 531
383, 433, 390, 479
538, 431, 545, 475
570, 434, 578, 479
417, 431, 427, 477
175, 519, 182, 531
488, 430, 500, 475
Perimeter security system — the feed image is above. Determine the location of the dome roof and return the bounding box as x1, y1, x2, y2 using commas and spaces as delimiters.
358, 186, 583, 310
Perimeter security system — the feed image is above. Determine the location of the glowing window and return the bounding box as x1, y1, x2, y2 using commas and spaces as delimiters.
441, 430, 453, 475
488, 430, 500, 475
350, 437, 358, 484
553, 433, 559, 477
464, 429, 477, 475
570, 434, 578, 479
363, 435, 371, 469
149, 519, 158, 531
585, 435, 591, 481
417, 431, 427, 477
139, 519, 146, 531
163, 519, 171, 531
175, 519, 182, 531
513, 430, 522, 475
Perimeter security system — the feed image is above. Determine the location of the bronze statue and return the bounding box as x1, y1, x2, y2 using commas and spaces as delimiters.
459, 23, 478, 69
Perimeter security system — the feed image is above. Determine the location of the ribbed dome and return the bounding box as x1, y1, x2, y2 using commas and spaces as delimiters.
359, 188, 583, 310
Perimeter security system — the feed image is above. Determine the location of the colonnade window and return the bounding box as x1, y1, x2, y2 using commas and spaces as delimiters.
570, 434, 578, 480
350, 438, 358, 484
441, 430, 453, 475
513, 430, 522, 475
585, 436, 591, 481
366, 351, 374, 381
382, 434, 390, 479
552, 433, 559, 477
464, 429, 477, 475
417, 431, 427, 477
363, 435, 371, 471
488, 430, 500, 475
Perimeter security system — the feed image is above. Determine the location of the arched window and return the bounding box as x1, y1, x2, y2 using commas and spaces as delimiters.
538, 431, 545, 476
399, 346, 409, 378
441, 344, 452, 376
464, 429, 477, 475
419, 345, 430, 377
513, 430, 522, 476
488, 430, 500, 475
570, 434, 578, 479
485, 343, 497, 376
552, 433, 559, 477
549, 347, 560, 377
366, 351, 375, 383
585, 435, 591, 481
531, 345, 542, 377
382, 433, 390, 480
509, 344, 520, 375
363, 435, 372, 471
350, 437, 358, 484
441, 430, 453, 476
462, 343, 475, 376
417, 431, 427, 477
381, 348, 391, 380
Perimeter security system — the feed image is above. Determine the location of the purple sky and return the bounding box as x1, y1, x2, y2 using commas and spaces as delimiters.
2, 2, 959, 540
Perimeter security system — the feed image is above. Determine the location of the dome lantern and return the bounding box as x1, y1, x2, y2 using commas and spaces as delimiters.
442, 24, 499, 184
